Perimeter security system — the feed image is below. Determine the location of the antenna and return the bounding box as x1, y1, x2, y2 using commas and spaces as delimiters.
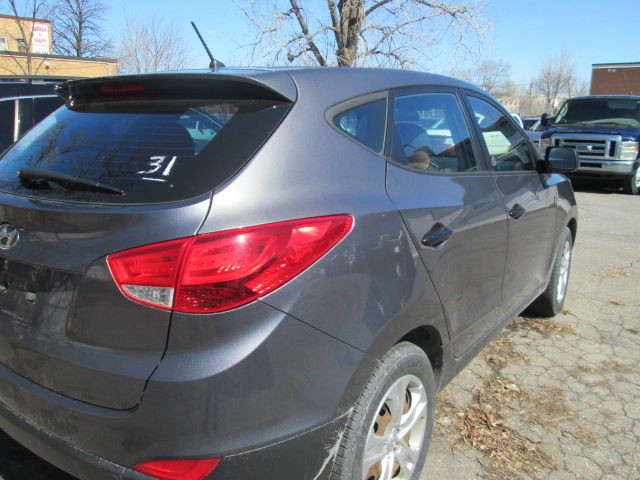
191, 21, 225, 71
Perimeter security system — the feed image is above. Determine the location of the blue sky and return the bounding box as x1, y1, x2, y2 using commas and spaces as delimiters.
102, 0, 638, 85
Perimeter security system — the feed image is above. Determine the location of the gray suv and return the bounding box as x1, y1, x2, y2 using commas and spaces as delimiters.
0, 68, 578, 480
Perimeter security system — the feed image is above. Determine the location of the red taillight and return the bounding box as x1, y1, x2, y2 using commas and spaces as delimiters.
133, 459, 220, 480
107, 215, 353, 313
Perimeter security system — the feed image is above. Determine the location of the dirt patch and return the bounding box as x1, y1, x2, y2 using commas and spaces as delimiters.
569, 364, 601, 377
608, 299, 627, 306
597, 267, 630, 278
561, 426, 597, 447
509, 316, 575, 335
480, 337, 524, 373
602, 360, 634, 374
570, 360, 634, 378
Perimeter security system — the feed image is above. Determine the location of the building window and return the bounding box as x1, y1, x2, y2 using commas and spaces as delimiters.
0, 37, 6, 51
17, 38, 26, 52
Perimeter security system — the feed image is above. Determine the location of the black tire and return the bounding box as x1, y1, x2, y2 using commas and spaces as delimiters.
621, 167, 639, 195
525, 227, 573, 317
332, 342, 436, 480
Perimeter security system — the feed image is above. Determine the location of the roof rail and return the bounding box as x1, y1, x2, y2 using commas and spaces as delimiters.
0, 75, 85, 83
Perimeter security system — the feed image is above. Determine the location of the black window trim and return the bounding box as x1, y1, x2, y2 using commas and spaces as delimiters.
325, 90, 389, 156
383, 85, 491, 176
460, 89, 540, 176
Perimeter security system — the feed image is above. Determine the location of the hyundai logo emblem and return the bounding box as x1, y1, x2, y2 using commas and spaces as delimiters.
0, 224, 20, 250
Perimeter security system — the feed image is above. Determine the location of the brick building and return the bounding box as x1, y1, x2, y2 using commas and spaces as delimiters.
591, 62, 640, 95
0, 13, 116, 78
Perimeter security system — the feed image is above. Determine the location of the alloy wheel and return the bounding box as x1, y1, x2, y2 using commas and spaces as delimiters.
362, 375, 427, 480
556, 239, 571, 302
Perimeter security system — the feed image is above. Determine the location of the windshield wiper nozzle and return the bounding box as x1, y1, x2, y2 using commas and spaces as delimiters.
17, 168, 125, 195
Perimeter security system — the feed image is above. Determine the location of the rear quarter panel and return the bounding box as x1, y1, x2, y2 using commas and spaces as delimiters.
198, 74, 450, 394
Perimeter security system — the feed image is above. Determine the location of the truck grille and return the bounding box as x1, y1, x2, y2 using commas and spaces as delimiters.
552, 133, 621, 160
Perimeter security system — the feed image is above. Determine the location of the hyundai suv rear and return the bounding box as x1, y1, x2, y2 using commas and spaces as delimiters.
0, 68, 578, 480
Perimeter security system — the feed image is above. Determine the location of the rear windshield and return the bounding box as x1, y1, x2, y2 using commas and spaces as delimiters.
0, 97, 290, 204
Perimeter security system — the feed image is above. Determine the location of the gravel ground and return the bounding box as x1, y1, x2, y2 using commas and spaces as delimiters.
1, 189, 638, 480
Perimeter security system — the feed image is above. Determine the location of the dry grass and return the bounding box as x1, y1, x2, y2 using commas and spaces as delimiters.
431, 333, 608, 479
597, 267, 630, 278
436, 376, 555, 480
569, 364, 602, 377
558, 425, 597, 447
510, 316, 575, 335
602, 360, 634, 374
480, 337, 524, 372
435, 336, 557, 479
570, 360, 634, 378
523, 386, 576, 427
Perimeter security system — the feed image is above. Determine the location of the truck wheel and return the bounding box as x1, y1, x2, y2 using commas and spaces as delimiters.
332, 342, 435, 480
621, 167, 639, 195
525, 227, 573, 317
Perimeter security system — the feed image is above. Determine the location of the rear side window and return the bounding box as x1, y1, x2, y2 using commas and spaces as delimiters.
0, 100, 15, 152
391, 93, 477, 172
333, 99, 386, 152
0, 96, 290, 204
33, 96, 64, 124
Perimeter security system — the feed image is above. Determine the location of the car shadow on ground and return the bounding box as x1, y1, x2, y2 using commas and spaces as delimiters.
568, 179, 624, 195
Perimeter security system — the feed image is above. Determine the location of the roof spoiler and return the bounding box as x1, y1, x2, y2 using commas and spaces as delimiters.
55, 72, 297, 106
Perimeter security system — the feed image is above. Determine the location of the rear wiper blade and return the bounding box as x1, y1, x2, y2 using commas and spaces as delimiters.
17, 168, 125, 195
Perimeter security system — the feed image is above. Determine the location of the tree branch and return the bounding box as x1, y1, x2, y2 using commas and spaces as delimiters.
289, 0, 327, 66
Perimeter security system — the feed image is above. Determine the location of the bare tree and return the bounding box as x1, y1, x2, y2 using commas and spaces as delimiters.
49, 0, 111, 57
2, 0, 50, 75
567, 76, 590, 98
532, 51, 576, 112
239, 0, 489, 68
456, 59, 514, 97
117, 16, 190, 74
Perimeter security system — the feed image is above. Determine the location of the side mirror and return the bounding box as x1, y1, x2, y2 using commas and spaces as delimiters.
544, 146, 578, 173
540, 113, 549, 127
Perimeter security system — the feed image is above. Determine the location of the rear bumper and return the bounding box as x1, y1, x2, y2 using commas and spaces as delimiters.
0, 301, 365, 480
0, 401, 148, 480
0, 397, 347, 480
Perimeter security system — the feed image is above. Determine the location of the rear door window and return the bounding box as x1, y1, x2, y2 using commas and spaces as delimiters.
390, 92, 478, 172
0, 96, 290, 204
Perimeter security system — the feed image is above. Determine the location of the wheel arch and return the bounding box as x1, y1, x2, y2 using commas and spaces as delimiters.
567, 216, 577, 243
398, 325, 444, 382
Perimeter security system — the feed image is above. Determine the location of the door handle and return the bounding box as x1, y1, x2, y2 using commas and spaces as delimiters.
509, 204, 526, 220
422, 223, 454, 248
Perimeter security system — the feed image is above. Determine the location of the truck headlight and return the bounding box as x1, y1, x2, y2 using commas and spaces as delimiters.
539, 137, 551, 152
620, 141, 639, 161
